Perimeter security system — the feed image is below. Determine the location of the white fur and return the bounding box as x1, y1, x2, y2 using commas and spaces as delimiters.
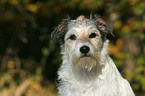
57, 18, 135, 96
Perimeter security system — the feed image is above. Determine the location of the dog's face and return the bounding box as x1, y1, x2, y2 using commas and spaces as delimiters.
51, 14, 113, 71
64, 19, 102, 70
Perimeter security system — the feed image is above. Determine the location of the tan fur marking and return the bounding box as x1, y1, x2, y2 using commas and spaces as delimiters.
77, 16, 86, 21
96, 18, 108, 27
81, 31, 88, 40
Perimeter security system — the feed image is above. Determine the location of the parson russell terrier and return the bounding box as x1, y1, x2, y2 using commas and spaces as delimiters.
51, 14, 135, 96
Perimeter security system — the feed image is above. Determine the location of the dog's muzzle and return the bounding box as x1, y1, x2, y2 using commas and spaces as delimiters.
80, 46, 90, 56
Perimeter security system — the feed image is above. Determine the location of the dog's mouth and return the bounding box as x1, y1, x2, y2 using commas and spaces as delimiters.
80, 54, 91, 58
80, 53, 99, 61
72, 53, 98, 71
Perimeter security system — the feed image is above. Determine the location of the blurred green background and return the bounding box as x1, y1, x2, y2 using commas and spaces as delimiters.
0, 0, 144, 96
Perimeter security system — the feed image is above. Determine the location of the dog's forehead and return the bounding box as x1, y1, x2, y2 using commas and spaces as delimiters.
67, 19, 97, 32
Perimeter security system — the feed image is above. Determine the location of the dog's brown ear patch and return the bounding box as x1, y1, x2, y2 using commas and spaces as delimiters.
91, 14, 114, 40
51, 17, 71, 44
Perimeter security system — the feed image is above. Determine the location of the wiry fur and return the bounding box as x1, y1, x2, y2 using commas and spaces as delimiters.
51, 14, 135, 96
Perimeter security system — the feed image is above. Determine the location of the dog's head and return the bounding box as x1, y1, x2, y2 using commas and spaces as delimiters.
51, 14, 113, 71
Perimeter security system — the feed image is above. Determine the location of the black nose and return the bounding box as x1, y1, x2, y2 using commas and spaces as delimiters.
80, 46, 90, 54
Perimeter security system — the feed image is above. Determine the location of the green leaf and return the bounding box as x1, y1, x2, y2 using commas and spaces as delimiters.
133, 6, 144, 15
42, 47, 49, 56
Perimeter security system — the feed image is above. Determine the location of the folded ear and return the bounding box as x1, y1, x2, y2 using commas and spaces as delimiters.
51, 17, 71, 45
91, 14, 114, 40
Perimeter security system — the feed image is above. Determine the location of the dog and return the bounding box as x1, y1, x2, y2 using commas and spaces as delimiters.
51, 14, 135, 96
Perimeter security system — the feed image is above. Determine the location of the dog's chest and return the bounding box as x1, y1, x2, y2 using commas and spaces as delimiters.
61, 79, 118, 96
59, 69, 118, 96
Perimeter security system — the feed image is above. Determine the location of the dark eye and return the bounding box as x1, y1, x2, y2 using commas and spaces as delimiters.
69, 34, 76, 40
89, 33, 97, 38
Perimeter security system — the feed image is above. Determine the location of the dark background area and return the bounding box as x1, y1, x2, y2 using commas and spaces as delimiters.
0, 0, 144, 96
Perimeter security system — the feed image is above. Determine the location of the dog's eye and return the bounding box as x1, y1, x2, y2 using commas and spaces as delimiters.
69, 34, 76, 40
89, 33, 97, 38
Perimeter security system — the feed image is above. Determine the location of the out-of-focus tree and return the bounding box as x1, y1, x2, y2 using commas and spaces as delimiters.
0, 0, 144, 96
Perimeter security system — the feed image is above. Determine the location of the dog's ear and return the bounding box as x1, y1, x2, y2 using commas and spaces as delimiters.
51, 17, 71, 45
90, 14, 114, 40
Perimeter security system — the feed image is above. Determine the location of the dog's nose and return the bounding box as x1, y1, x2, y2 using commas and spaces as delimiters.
80, 46, 90, 54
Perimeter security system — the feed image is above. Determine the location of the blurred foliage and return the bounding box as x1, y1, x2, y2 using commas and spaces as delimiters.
0, 0, 144, 96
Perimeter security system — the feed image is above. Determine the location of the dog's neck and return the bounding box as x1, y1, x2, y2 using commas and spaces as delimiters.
60, 52, 110, 87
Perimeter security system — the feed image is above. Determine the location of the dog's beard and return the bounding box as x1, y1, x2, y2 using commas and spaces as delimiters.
71, 55, 99, 71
